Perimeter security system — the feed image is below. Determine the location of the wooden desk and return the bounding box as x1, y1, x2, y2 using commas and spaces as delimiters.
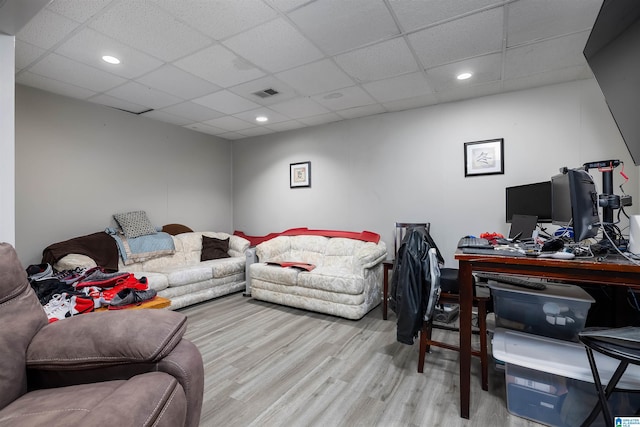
455, 251, 640, 419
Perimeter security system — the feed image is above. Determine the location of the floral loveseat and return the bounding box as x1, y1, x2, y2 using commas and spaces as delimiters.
53, 231, 250, 310
249, 232, 387, 320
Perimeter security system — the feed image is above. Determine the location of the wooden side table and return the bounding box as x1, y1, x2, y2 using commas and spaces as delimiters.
382, 259, 393, 320
96, 296, 171, 311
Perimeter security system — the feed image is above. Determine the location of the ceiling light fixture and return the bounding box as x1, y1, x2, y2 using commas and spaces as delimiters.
102, 55, 121, 65
256, 116, 268, 123
457, 72, 472, 80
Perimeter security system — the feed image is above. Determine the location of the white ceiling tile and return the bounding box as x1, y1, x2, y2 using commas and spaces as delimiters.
88, 93, 149, 113
88, 1, 211, 62
390, 0, 502, 32
269, 97, 329, 119
174, 44, 265, 88
193, 90, 261, 115
203, 116, 254, 132
217, 132, 246, 140
275, 59, 354, 96
183, 123, 227, 136
153, 0, 278, 40
228, 76, 298, 106
382, 94, 439, 112
426, 53, 502, 92
266, 120, 306, 132
270, 0, 313, 13
503, 65, 592, 93
311, 86, 376, 111
15, 40, 45, 70
408, 7, 504, 68
336, 103, 386, 120
223, 18, 324, 73
29, 53, 126, 92
363, 72, 433, 103
507, 0, 603, 47
105, 81, 182, 109
161, 102, 225, 122
237, 127, 276, 137
141, 110, 193, 126
289, 0, 399, 55
504, 31, 590, 80
334, 37, 419, 83
435, 80, 503, 103
16, 9, 80, 50
55, 28, 163, 79
298, 112, 343, 126
137, 65, 220, 100
16, 71, 97, 99
233, 107, 290, 125
47, 0, 114, 22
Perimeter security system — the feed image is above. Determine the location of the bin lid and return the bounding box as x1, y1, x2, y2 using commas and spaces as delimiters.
493, 328, 640, 388
488, 280, 595, 303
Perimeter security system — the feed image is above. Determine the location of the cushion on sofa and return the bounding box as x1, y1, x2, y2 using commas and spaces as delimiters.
200, 236, 230, 261
113, 211, 157, 239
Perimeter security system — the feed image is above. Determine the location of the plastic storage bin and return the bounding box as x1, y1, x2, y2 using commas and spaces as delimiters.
493, 328, 640, 427
488, 280, 594, 341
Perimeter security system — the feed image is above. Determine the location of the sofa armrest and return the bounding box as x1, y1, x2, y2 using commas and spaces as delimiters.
355, 241, 388, 269
27, 310, 186, 370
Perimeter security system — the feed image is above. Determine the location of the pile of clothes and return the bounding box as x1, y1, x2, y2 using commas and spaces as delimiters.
26, 264, 157, 323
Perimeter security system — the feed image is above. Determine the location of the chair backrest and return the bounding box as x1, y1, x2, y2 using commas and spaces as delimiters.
394, 222, 429, 256
424, 248, 442, 322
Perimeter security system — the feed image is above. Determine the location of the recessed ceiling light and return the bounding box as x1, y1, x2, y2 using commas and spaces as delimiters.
256, 116, 268, 123
102, 55, 120, 65
457, 72, 472, 80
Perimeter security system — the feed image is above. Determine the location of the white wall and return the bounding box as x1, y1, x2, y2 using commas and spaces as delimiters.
0, 35, 15, 246
15, 85, 234, 265
233, 79, 639, 266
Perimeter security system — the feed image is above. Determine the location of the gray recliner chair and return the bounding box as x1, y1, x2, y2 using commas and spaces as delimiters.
0, 243, 204, 427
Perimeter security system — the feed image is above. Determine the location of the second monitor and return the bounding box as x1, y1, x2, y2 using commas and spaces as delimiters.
551, 169, 600, 242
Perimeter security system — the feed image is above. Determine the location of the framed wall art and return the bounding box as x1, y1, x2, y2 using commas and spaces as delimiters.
290, 161, 311, 188
464, 138, 504, 177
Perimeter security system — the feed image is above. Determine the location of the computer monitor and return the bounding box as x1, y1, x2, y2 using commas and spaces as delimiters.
505, 181, 552, 223
551, 169, 600, 242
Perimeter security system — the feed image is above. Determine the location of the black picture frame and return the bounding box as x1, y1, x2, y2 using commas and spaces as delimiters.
290, 161, 311, 188
464, 138, 504, 177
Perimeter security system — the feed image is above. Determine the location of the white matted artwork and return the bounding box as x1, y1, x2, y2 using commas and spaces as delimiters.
290, 161, 311, 188
464, 138, 504, 177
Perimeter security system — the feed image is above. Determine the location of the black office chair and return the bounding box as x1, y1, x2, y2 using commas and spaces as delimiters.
579, 327, 640, 426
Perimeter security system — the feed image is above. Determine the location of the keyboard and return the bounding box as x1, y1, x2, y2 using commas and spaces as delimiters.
457, 237, 492, 249
476, 272, 547, 290
461, 247, 526, 257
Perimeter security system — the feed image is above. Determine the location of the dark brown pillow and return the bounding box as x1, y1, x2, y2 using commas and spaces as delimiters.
201, 236, 230, 261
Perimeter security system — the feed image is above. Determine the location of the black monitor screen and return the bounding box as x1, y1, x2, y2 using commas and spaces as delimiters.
551, 173, 572, 225
505, 181, 552, 223
552, 170, 600, 242
569, 169, 600, 242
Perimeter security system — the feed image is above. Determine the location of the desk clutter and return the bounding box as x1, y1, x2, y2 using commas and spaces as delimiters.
483, 273, 640, 426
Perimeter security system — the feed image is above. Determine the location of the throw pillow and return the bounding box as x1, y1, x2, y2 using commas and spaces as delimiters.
201, 236, 230, 261
113, 210, 157, 239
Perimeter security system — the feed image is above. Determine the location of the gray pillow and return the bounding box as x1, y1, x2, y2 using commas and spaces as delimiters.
113, 210, 157, 239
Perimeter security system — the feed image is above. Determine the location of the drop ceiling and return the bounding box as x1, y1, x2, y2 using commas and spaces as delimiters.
13, 0, 603, 140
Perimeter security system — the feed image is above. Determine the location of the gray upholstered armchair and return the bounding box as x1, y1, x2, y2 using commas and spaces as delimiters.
0, 243, 204, 427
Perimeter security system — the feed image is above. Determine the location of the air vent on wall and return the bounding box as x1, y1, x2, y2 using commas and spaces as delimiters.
252, 88, 279, 98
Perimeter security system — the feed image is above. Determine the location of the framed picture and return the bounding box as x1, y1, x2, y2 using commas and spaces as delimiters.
290, 161, 311, 188
464, 138, 504, 177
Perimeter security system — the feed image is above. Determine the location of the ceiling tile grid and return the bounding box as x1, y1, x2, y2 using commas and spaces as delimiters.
13, 0, 603, 141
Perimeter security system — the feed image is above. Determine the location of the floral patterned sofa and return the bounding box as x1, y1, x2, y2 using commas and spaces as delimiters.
249, 233, 387, 320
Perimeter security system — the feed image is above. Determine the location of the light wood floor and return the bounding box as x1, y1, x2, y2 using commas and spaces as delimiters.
180, 293, 543, 427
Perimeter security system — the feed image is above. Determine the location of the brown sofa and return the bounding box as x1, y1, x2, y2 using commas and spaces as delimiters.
0, 243, 204, 427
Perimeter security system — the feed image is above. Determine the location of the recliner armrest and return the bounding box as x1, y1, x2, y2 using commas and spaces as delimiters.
27, 310, 186, 369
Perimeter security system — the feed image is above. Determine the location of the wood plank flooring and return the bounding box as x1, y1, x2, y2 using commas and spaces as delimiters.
180, 293, 542, 427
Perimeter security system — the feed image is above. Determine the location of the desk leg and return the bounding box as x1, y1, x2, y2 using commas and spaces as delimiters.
458, 261, 472, 419
383, 263, 390, 320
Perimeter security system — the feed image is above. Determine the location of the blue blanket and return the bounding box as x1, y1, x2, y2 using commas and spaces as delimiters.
106, 228, 175, 265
